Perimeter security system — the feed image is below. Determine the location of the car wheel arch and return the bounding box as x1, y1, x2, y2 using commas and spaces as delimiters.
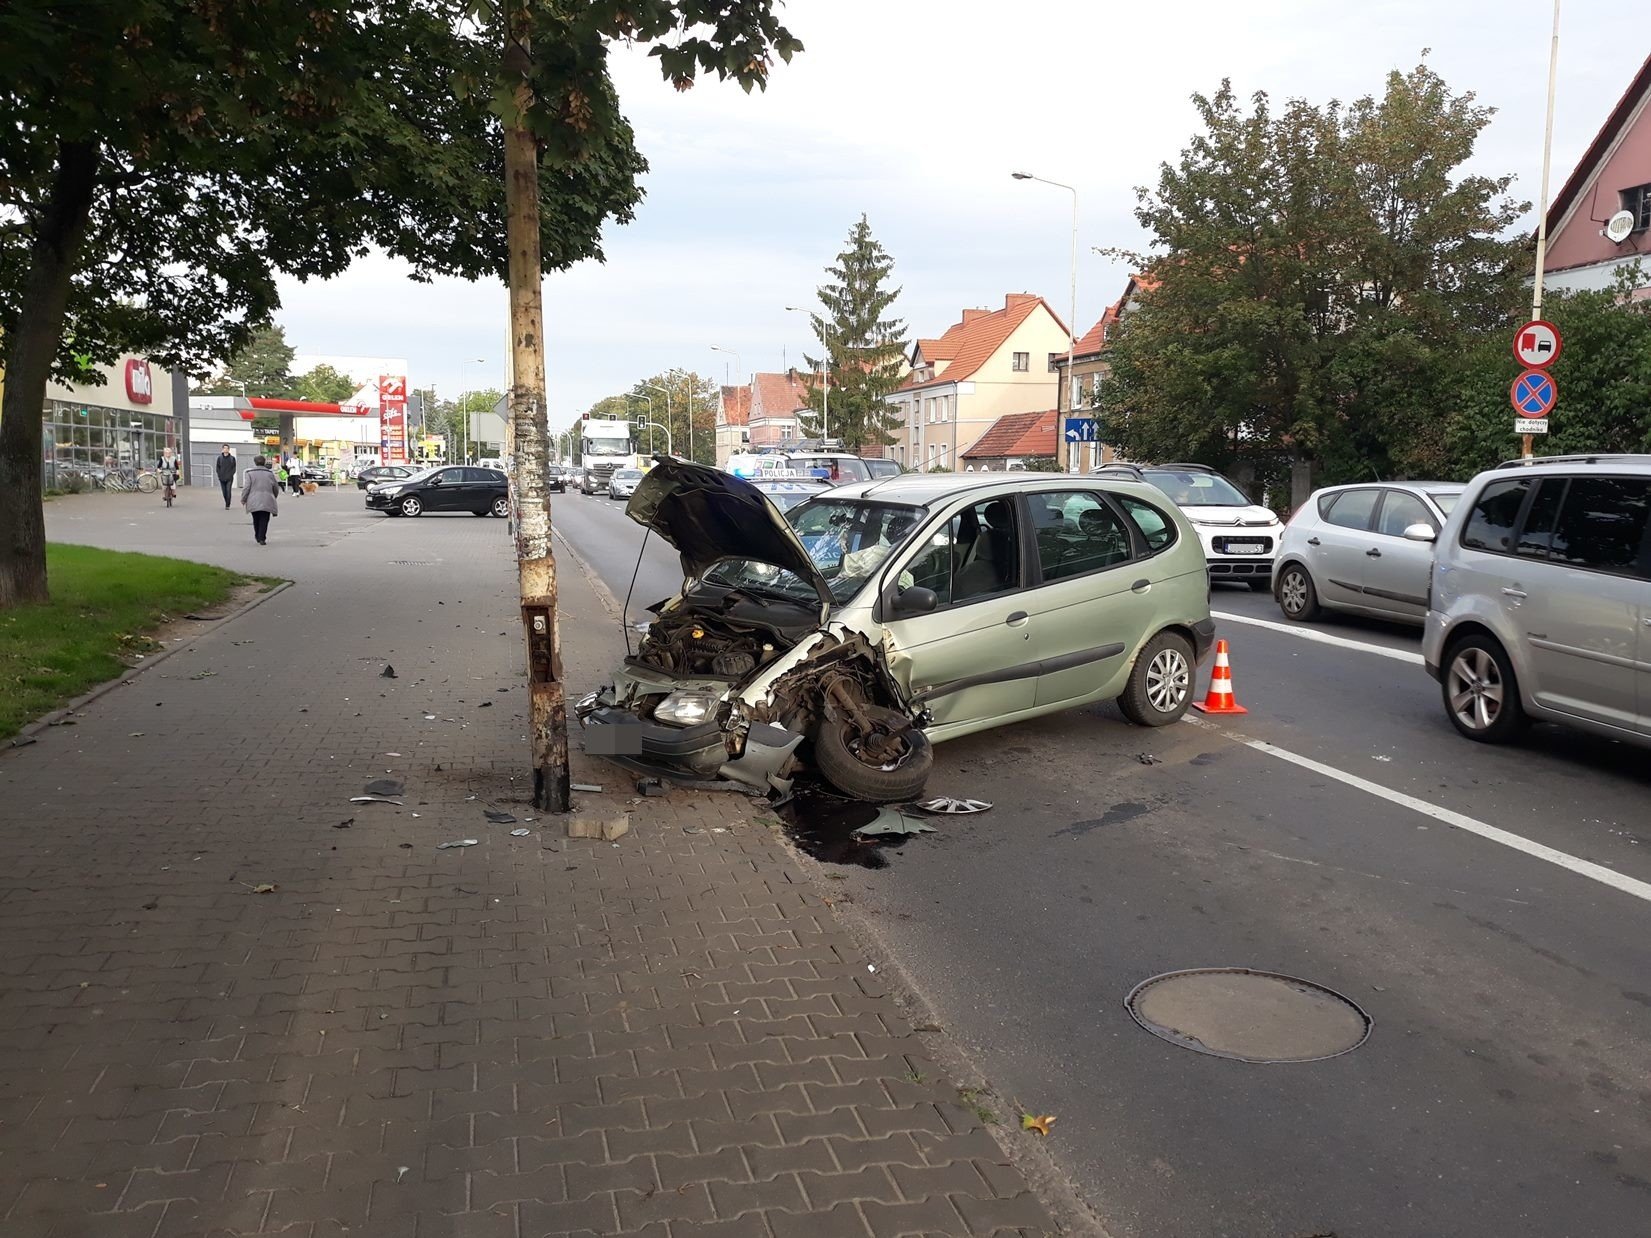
1272, 555, 1311, 595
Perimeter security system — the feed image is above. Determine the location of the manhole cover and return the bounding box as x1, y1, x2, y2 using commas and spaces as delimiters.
1124, 968, 1371, 1063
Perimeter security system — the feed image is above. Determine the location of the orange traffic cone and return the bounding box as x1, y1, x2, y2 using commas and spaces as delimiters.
1194, 639, 1248, 715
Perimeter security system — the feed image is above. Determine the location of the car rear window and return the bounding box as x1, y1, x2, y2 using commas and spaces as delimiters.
1460, 479, 1531, 553
1547, 477, 1651, 573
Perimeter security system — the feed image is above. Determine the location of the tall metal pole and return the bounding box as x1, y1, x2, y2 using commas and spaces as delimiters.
1013, 173, 1078, 471
711, 347, 741, 466
1525, 0, 1562, 462
503, 0, 568, 813
645, 384, 670, 455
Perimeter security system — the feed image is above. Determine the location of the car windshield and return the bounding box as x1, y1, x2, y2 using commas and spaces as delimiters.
1428, 490, 1462, 515
759, 487, 826, 512
703, 498, 927, 606
585, 438, 631, 456
1140, 469, 1250, 507
614, 469, 642, 480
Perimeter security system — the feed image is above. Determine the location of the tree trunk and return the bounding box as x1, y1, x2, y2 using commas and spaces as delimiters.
0, 141, 99, 609
503, 6, 569, 813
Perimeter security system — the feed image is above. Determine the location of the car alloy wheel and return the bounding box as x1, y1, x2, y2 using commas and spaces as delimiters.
1280, 569, 1308, 614
1145, 646, 1190, 713
490, 496, 510, 518
1447, 646, 1504, 733
400, 496, 423, 517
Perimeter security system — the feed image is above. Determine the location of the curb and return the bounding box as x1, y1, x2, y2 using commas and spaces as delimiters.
5, 579, 293, 753
553, 526, 623, 621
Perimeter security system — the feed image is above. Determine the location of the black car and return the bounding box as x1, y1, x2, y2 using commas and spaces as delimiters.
547, 465, 566, 493
356, 465, 412, 490
365, 466, 510, 517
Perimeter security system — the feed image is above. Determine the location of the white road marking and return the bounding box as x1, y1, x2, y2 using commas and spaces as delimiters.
1212, 610, 1424, 666
1185, 716, 1651, 905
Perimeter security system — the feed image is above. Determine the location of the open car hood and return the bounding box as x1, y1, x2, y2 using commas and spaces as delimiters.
625, 458, 833, 624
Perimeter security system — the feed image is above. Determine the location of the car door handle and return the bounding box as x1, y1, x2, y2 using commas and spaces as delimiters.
1005, 611, 1029, 626
1502, 588, 1527, 600
1307, 537, 1321, 546
1131, 578, 1151, 593
1366, 548, 1382, 558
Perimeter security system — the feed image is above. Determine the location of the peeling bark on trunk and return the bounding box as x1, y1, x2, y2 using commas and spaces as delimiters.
0, 141, 99, 609
503, 9, 569, 813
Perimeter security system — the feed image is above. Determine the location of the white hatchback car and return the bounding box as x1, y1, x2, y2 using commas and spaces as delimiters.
1273, 482, 1464, 625
1094, 463, 1283, 590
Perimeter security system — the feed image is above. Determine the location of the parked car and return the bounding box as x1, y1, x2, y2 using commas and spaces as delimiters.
1422, 454, 1651, 747
365, 465, 510, 518
577, 461, 1215, 801
357, 465, 412, 491
1093, 462, 1283, 590
607, 468, 644, 500
862, 458, 903, 479
751, 478, 832, 511
1273, 482, 1464, 624
546, 465, 567, 493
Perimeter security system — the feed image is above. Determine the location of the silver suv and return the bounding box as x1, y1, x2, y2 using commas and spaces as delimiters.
1421, 455, 1651, 745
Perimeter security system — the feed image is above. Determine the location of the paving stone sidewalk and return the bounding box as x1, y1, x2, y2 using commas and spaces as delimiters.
0, 492, 1056, 1237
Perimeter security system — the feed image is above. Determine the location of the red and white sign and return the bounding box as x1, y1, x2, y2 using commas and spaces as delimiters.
378, 374, 409, 465
1513, 320, 1561, 368
124, 359, 154, 404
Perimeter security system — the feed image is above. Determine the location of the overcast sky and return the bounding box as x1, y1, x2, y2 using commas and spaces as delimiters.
272, 0, 1643, 431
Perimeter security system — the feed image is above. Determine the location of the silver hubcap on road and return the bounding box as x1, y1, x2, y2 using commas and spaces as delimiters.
1281, 571, 1307, 614
1146, 648, 1190, 713
1448, 647, 1503, 731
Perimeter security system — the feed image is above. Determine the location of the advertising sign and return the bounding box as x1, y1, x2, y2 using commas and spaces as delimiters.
124, 359, 154, 404
378, 374, 408, 465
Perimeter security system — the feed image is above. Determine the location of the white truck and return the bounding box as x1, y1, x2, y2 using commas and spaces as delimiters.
577, 417, 637, 493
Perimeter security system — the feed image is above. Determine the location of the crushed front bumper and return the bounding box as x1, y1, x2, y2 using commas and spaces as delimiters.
575, 690, 803, 794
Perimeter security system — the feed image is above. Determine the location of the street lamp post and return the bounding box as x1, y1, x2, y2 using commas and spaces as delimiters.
710, 346, 742, 464
631, 394, 653, 456
457, 357, 487, 464
645, 383, 672, 458
639, 420, 673, 457
784, 307, 829, 442
1012, 172, 1079, 472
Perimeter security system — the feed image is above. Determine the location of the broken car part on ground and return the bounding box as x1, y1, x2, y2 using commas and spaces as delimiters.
577, 459, 1215, 803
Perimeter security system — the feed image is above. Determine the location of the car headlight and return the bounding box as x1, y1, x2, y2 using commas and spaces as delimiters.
653, 690, 723, 727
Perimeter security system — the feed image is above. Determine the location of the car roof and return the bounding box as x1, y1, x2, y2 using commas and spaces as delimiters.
1490, 453, 1651, 473
1312, 480, 1464, 495
823, 472, 1174, 506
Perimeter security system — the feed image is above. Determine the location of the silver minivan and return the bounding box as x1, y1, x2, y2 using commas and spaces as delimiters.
1274, 482, 1464, 624
1421, 455, 1651, 745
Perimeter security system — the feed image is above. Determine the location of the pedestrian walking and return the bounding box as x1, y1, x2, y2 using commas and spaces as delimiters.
287, 455, 305, 497
214, 445, 237, 508
156, 450, 181, 508
241, 454, 279, 544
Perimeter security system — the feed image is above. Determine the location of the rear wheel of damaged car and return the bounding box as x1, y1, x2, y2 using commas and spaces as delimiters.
1118, 630, 1195, 726
813, 704, 933, 803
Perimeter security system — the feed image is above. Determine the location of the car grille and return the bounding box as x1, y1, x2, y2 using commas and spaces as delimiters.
1212, 535, 1274, 555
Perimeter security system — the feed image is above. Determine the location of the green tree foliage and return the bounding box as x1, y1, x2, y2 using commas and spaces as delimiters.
628, 370, 718, 463
1099, 61, 1525, 501
293, 364, 358, 405
195, 326, 298, 399
1, 0, 796, 604
800, 215, 908, 451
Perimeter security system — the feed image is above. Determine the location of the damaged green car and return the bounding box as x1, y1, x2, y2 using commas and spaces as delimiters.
576, 460, 1215, 802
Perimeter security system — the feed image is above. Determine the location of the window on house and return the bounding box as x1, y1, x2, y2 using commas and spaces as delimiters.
1048, 352, 1061, 373
1012, 352, 1029, 372
1625, 183, 1651, 231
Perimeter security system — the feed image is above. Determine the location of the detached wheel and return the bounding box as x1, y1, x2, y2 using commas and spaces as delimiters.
1276, 563, 1320, 622
814, 704, 933, 803
490, 495, 510, 518
1118, 630, 1195, 726
399, 496, 423, 517
1443, 634, 1525, 743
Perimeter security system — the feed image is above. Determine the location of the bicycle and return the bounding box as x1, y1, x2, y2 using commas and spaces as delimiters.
101, 468, 159, 493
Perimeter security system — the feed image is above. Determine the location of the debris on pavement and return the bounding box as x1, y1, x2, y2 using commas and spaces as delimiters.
853, 807, 938, 838
183, 612, 227, 621
1136, 753, 1163, 765
913, 796, 993, 815
436, 839, 479, 849
478, 700, 493, 708
510, 828, 531, 837
381, 665, 397, 678
483, 809, 517, 824
570, 782, 604, 793
250, 883, 278, 894
567, 810, 630, 841
350, 795, 404, 805
1021, 1114, 1057, 1136
364, 779, 405, 797
637, 777, 668, 797
335, 819, 353, 829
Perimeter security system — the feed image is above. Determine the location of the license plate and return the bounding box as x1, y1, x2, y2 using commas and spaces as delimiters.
1224, 542, 1265, 554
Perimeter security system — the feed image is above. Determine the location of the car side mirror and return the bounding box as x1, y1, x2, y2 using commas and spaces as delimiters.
1402, 523, 1436, 543
891, 586, 939, 617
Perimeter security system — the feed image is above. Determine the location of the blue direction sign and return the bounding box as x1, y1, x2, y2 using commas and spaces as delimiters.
1063, 417, 1099, 443
1510, 369, 1557, 418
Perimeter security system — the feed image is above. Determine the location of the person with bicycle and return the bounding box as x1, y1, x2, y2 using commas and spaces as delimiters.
157, 450, 181, 507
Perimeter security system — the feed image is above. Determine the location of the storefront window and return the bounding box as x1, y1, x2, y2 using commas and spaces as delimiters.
41, 401, 176, 489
